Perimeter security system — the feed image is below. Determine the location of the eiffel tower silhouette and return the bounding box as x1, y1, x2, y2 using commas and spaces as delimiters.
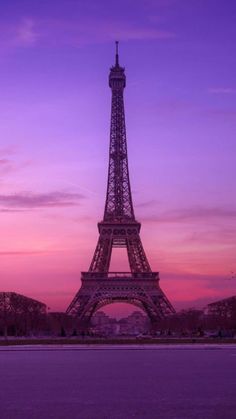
67, 43, 175, 328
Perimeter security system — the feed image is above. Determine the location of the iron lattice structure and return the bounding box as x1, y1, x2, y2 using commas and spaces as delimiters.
67, 43, 175, 328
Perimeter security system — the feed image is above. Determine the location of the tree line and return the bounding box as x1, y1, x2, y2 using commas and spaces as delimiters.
1, 292, 235, 337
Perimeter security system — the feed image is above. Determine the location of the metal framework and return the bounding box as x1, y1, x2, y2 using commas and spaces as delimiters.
67, 43, 175, 329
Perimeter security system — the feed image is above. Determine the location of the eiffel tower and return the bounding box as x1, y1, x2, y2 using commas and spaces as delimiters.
67, 43, 175, 328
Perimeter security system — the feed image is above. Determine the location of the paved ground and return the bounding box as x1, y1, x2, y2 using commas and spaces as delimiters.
0, 344, 236, 419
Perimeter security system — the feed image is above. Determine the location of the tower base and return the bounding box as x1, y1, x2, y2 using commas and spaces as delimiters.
67, 272, 175, 330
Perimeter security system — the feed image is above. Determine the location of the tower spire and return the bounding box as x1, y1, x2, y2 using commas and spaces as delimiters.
115, 40, 119, 66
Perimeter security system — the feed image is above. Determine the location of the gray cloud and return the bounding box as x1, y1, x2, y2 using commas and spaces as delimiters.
0, 146, 17, 157
0, 18, 38, 51
0, 159, 10, 165
0, 148, 28, 177
209, 87, 236, 94
0, 209, 27, 213
184, 228, 236, 245
204, 108, 236, 119
0, 251, 46, 256
135, 199, 157, 208
39, 18, 175, 47
143, 206, 236, 224
0, 191, 85, 209
0, 15, 175, 53
0, 158, 13, 175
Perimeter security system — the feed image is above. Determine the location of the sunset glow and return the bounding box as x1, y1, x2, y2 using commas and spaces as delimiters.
0, 0, 236, 315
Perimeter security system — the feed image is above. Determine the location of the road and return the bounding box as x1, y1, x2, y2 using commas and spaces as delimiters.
0, 344, 236, 419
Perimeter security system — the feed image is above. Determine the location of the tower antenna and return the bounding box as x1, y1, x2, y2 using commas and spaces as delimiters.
115, 40, 119, 66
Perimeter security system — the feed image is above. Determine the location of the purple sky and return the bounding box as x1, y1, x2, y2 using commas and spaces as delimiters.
0, 0, 236, 315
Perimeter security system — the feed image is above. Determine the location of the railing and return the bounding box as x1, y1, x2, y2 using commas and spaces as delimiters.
81, 272, 159, 280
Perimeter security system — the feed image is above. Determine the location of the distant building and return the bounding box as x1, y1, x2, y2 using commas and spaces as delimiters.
119, 311, 149, 336
0, 292, 47, 336
91, 311, 117, 336
91, 310, 149, 336
206, 296, 236, 318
